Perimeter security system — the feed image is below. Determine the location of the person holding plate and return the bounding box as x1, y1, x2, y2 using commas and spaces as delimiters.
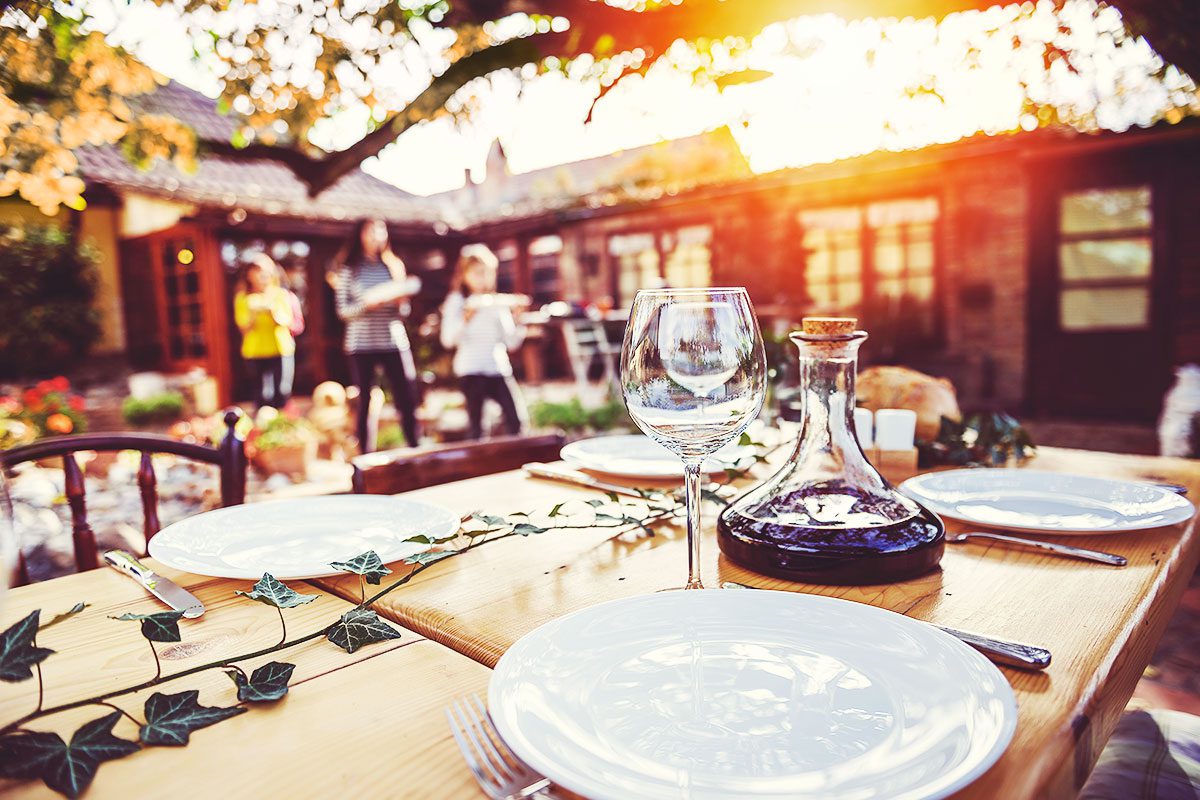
334, 217, 421, 452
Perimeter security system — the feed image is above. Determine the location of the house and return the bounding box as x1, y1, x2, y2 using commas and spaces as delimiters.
437, 120, 1200, 423
0, 81, 453, 402
3, 78, 1196, 423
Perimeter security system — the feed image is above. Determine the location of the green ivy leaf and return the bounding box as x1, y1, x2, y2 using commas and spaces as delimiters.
737, 431, 753, 446
140, 690, 246, 746
0, 610, 55, 682
511, 523, 547, 536
235, 573, 317, 609
0, 712, 139, 797
325, 608, 403, 654
329, 551, 392, 585
225, 661, 296, 703
605, 491, 620, 503
41, 602, 88, 630
112, 611, 184, 643
404, 550, 455, 566
547, 502, 565, 518
585, 499, 606, 508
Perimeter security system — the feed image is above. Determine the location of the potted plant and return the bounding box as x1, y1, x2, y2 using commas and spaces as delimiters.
246, 404, 317, 478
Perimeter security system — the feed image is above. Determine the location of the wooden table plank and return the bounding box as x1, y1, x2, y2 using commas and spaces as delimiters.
0, 560, 492, 799
312, 446, 1200, 799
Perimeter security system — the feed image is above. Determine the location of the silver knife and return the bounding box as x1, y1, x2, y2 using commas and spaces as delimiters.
104, 550, 205, 618
523, 462, 662, 501
720, 581, 1051, 670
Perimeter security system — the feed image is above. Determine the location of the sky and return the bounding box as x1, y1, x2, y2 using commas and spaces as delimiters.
85, 0, 1197, 196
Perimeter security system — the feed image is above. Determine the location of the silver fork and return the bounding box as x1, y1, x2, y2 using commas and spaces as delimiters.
447, 693, 554, 800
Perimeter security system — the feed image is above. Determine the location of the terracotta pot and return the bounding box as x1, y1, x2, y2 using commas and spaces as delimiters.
252, 440, 316, 478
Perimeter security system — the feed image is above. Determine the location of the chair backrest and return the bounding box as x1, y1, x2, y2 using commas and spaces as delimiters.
352, 432, 566, 496
1, 408, 247, 581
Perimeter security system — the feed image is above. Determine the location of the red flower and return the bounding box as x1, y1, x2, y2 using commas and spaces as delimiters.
22, 388, 41, 405
68, 395, 86, 412
35, 380, 54, 394
50, 376, 69, 392
45, 413, 74, 434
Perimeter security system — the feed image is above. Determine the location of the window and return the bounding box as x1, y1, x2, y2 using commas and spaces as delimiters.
495, 242, 519, 295
1057, 186, 1152, 331
799, 207, 863, 312
663, 225, 713, 289
529, 235, 563, 305
161, 238, 207, 360
797, 197, 939, 341
610, 232, 661, 305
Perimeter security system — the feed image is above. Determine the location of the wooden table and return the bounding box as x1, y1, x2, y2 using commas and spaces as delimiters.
310, 446, 1200, 800
3, 446, 1197, 798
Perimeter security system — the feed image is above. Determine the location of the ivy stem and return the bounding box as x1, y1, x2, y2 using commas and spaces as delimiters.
275, 605, 287, 648
33, 636, 44, 714
225, 664, 249, 681
150, 641, 161, 682
95, 701, 141, 727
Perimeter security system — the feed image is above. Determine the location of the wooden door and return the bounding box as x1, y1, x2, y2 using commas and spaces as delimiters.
134, 224, 231, 403
1028, 163, 1171, 421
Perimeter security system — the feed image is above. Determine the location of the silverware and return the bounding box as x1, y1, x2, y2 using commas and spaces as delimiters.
1150, 481, 1189, 495
447, 693, 554, 800
524, 462, 662, 501
948, 531, 1127, 567
720, 581, 1052, 671
103, 550, 205, 618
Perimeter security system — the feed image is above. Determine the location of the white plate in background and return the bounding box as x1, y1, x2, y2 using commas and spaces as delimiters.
560, 434, 754, 478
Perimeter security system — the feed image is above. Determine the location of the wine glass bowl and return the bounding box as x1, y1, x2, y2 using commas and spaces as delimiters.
620, 288, 766, 588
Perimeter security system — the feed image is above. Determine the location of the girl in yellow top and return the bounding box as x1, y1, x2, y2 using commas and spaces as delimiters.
234, 254, 294, 408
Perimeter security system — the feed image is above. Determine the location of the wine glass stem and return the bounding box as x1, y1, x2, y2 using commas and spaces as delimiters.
683, 459, 704, 590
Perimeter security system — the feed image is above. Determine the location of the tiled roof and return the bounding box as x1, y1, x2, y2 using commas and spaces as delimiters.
80, 81, 437, 224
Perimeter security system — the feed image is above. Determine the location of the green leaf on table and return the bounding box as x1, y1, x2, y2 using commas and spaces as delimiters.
112, 611, 185, 643
547, 502, 565, 518
41, 602, 88, 630
329, 551, 392, 585
0, 711, 139, 797
235, 573, 317, 609
225, 661, 296, 703
139, 690, 246, 746
737, 431, 753, 446
511, 523, 547, 536
723, 467, 740, 482
404, 550, 456, 567
325, 607, 403, 654
585, 498, 606, 508
0, 610, 55, 682
605, 491, 620, 503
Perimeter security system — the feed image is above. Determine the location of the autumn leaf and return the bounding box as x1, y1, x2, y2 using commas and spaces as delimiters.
329, 551, 392, 585
235, 573, 317, 609
112, 611, 184, 643
0, 712, 139, 797
139, 690, 246, 746
0, 610, 55, 682
325, 608, 402, 654
225, 661, 296, 703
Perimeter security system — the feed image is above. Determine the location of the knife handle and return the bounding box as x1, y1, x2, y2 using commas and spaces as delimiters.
103, 549, 154, 582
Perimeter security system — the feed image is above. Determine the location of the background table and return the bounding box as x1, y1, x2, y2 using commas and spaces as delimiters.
312, 446, 1200, 799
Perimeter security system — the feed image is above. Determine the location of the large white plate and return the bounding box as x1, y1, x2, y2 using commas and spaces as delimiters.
489, 590, 1016, 800
561, 434, 754, 478
901, 469, 1195, 534
148, 495, 459, 579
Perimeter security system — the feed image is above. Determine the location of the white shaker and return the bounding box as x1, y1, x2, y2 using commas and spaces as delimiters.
874, 408, 917, 451
854, 406, 874, 449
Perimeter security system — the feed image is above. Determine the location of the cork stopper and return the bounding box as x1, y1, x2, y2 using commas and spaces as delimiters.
802, 316, 858, 335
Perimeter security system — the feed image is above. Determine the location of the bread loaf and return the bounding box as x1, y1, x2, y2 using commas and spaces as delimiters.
857, 366, 961, 441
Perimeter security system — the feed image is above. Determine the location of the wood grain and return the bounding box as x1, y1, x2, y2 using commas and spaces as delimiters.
0, 560, 492, 799
311, 446, 1200, 799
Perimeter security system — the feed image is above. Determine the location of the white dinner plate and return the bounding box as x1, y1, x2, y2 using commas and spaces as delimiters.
560, 434, 754, 478
489, 590, 1016, 800
148, 495, 459, 579
901, 469, 1195, 534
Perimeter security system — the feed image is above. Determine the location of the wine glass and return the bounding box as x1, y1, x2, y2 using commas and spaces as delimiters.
620, 288, 766, 589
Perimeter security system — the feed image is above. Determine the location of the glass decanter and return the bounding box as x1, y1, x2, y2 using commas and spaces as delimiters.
717, 317, 944, 584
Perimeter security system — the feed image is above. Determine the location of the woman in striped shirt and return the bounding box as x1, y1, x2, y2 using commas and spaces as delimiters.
439, 244, 528, 439
334, 218, 421, 452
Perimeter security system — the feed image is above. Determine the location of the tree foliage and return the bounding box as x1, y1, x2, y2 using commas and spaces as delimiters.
0, 0, 1197, 214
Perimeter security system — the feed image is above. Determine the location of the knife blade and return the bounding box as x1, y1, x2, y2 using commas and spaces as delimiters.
103, 550, 205, 618
523, 462, 663, 501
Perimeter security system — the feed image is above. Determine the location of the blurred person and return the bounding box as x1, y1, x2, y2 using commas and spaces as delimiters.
273, 258, 306, 403
234, 254, 295, 409
440, 244, 528, 439
334, 218, 421, 452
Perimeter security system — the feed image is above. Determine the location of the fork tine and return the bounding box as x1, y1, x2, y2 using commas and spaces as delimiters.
447, 704, 501, 798
469, 694, 526, 773
454, 696, 517, 784
456, 695, 518, 782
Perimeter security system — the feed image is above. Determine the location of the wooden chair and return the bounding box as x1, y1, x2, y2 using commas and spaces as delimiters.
352, 432, 566, 495
560, 319, 621, 391
1, 408, 247, 582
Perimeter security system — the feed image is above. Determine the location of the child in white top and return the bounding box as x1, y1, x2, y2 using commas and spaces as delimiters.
440, 245, 529, 439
